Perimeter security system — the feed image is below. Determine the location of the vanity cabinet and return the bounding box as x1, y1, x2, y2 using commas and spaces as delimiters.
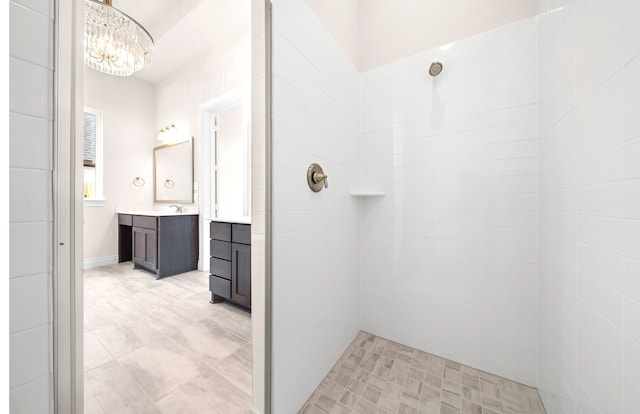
209, 221, 251, 310
118, 213, 199, 279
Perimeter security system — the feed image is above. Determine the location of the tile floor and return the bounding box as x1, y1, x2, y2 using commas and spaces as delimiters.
83, 262, 253, 413
300, 332, 546, 414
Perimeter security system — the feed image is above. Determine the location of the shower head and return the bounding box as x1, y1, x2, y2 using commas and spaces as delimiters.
429, 61, 443, 77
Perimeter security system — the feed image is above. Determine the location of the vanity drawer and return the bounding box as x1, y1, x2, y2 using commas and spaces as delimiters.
118, 214, 132, 226
132, 215, 157, 230
210, 257, 231, 280
232, 224, 251, 245
210, 222, 231, 242
210, 275, 231, 299
210, 240, 232, 261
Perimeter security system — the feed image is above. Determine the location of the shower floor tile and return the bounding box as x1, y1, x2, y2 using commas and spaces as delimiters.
299, 332, 545, 414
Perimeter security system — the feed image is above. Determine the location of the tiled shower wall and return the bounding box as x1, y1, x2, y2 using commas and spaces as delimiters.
9, 0, 54, 412
360, 18, 539, 386
537, 0, 640, 412
271, 0, 361, 412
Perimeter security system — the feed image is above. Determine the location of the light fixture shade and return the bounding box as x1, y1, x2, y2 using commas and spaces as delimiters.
158, 124, 179, 142
84, 0, 154, 76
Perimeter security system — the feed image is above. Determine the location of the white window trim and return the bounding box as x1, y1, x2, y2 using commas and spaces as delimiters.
84, 107, 105, 204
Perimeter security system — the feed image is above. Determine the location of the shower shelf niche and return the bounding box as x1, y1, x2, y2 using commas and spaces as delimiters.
350, 191, 386, 197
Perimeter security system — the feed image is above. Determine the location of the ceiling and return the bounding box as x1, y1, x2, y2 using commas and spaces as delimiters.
110, 0, 250, 84
307, 0, 541, 71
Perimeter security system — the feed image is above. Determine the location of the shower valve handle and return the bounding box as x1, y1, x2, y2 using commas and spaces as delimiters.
313, 172, 328, 188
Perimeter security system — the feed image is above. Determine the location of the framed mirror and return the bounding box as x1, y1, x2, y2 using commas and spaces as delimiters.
154, 138, 194, 204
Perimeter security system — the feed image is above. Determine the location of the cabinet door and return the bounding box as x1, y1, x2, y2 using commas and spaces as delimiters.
231, 243, 251, 308
133, 227, 157, 270
144, 228, 157, 269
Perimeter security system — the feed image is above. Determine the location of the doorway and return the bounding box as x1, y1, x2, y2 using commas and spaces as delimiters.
200, 87, 251, 265
56, 0, 266, 412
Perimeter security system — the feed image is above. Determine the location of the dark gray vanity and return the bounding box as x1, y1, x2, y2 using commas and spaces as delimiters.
118, 212, 199, 279
209, 220, 251, 311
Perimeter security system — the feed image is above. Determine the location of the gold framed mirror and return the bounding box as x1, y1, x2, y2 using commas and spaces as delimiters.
153, 137, 194, 204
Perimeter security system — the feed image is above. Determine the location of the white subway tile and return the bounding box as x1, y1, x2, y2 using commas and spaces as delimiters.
626, 336, 640, 387
9, 113, 51, 170
577, 270, 624, 328
10, 375, 51, 414
9, 57, 51, 119
575, 296, 624, 368
625, 98, 640, 143
623, 8, 640, 65
576, 145, 624, 186
576, 326, 624, 412
626, 297, 640, 345
9, 222, 51, 278
624, 54, 640, 103
625, 141, 640, 180
10, 325, 50, 388
626, 180, 640, 220
575, 182, 624, 218
9, 2, 51, 67
10, 274, 49, 334
10, 169, 51, 223
577, 215, 624, 255
576, 243, 625, 291
11, 0, 51, 18
625, 220, 640, 261
628, 258, 640, 303
625, 374, 640, 414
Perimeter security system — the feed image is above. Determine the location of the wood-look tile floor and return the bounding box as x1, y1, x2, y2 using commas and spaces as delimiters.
83, 262, 252, 414
299, 332, 546, 414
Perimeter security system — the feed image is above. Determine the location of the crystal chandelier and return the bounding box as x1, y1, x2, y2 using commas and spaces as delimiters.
84, 0, 154, 76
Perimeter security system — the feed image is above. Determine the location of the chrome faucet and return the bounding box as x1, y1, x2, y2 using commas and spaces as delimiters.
169, 204, 183, 213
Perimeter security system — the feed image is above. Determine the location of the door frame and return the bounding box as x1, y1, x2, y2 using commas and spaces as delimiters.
53, 0, 84, 412
199, 86, 250, 271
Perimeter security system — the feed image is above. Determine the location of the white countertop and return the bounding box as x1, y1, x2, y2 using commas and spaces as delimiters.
210, 216, 251, 224
117, 210, 199, 217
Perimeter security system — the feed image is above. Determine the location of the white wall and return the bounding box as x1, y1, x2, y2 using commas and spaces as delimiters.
271, 0, 361, 412
360, 18, 539, 386
155, 33, 251, 189
304, 0, 541, 72
9, 0, 54, 412
216, 104, 247, 219
306, 0, 359, 69
537, 0, 640, 412
83, 68, 156, 266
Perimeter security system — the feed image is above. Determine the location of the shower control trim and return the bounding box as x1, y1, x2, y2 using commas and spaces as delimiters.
307, 163, 328, 192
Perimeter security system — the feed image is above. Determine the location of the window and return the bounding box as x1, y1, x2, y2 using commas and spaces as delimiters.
83, 108, 103, 202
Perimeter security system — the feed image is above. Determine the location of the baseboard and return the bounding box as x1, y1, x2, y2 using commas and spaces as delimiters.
83, 255, 118, 269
